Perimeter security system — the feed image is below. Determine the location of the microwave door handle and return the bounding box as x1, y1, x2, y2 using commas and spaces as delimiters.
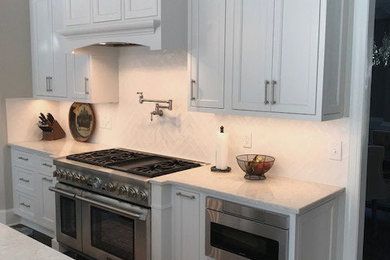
49, 187, 77, 198
75, 195, 147, 221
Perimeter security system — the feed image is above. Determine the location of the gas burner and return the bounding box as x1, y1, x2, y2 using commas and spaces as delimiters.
66, 149, 148, 167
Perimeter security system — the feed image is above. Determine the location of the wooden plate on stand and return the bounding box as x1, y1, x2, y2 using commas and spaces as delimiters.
69, 102, 95, 142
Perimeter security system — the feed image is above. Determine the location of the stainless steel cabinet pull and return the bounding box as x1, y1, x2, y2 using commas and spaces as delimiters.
46, 77, 49, 92
42, 177, 53, 182
264, 80, 270, 104
18, 156, 28, 161
42, 163, 52, 168
20, 202, 30, 208
46, 76, 53, 92
176, 192, 196, 200
271, 80, 277, 105
19, 178, 30, 183
84, 77, 89, 95
190, 80, 197, 101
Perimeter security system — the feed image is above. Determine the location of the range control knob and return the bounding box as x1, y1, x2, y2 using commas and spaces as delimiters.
73, 173, 81, 183
138, 190, 148, 201
87, 177, 102, 189
79, 175, 87, 184
128, 187, 138, 198
57, 169, 65, 179
65, 170, 73, 180
118, 185, 129, 195
53, 170, 59, 178
102, 182, 116, 192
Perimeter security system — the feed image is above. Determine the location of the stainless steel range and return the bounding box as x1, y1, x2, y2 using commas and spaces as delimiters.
50, 148, 201, 260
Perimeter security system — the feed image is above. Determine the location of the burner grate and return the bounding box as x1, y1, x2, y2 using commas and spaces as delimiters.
125, 160, 201, 178
66, 149, 202, 178
66, 149, 148, 167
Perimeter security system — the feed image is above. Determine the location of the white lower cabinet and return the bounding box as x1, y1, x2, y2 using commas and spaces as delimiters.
14, 191, 37, 220
11, 147, 56, 233
36, 174, 56, 230
173, 188, 201, 260
151, 184, 342, 260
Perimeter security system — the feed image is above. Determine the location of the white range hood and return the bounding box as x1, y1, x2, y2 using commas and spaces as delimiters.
52, 0, 187, 51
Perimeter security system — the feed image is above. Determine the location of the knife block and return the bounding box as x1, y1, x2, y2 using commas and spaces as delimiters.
42, 120, 66, 141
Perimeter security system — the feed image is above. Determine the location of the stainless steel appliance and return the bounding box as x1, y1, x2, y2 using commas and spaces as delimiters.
51, 149, 201, 260
206, 197, 289, 260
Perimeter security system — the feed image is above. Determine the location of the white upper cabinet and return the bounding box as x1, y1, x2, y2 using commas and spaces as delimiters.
31, 0, 67, 98
66, 54, 91, 99
270, 0, 320, 115
93, 0, 122, 23
124, 0, 157, 19
64, 0, 91, 26
231, 0, 274, 112
66, 46, 119, 103
189, 0, 226, 109
190, 0, 348, 121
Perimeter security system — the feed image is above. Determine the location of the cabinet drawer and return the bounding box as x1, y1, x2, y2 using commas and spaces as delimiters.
14, 191, 36, 220
13, 167, 35, 195
12, 149, 34, 169
37, 157, 55, 176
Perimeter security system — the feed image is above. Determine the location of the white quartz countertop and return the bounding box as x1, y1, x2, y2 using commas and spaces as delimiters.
9, 140, 345, 215
8, 139, 110, 158
150, 166, 345, 215
0, 224, 71, 260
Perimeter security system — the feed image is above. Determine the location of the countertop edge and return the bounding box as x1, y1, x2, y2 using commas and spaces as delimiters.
8, 142, 54, 156
149, 179, 346, 215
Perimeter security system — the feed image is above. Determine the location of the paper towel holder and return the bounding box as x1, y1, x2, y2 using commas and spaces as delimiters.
212, 125, 231, 172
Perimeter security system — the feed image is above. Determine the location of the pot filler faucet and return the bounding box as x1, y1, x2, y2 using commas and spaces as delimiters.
137, 92, 173, 121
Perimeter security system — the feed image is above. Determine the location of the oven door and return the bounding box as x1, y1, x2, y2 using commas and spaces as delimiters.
206, 209, 288, 260
51, 186, 83, 252
80, 191, 150, 260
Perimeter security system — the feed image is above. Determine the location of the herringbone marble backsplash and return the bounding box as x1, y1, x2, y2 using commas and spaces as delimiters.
7, 46, 350, 187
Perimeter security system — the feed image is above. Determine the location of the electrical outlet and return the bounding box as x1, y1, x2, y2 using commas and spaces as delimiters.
100, 115, 112, 130
243, 133, 252, 149
329, 141, 342, 161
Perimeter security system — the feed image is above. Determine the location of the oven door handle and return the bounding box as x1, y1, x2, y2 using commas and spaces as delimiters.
75, 195, 147, 221
49, 187, 77, 198
49, 186, 148, 221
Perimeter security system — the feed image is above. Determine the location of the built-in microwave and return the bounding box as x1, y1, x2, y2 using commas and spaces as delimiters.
206, 197, 289, 260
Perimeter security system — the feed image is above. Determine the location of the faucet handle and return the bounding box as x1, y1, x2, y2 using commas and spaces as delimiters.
137, 92, 143, 95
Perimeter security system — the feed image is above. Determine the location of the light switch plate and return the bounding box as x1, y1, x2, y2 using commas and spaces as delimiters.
329, 141, 342, 161
243, 133, 252, 149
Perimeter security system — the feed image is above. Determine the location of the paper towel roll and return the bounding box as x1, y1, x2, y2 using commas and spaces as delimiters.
216, 127, 229, 170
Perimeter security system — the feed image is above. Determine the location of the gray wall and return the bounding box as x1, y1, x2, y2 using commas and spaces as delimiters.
0, 0, 32, 213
